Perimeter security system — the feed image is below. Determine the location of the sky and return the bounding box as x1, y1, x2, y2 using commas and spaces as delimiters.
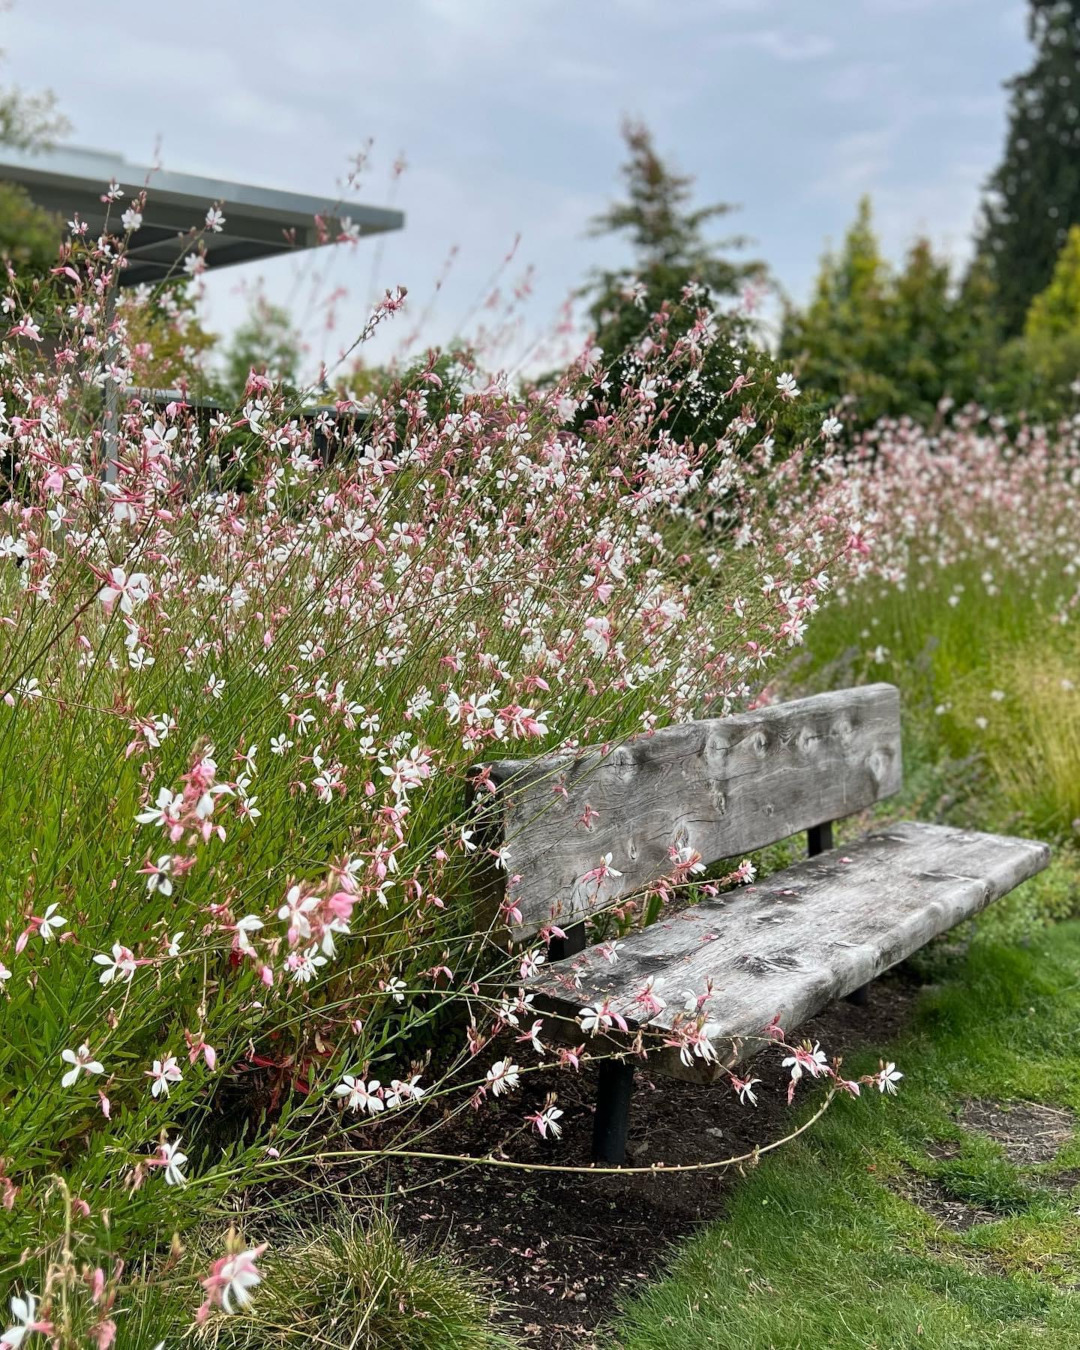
4, 0, 1031, 378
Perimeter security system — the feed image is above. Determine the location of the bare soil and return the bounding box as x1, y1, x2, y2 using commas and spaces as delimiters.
370, 971, 925, 1349
898, 1170, 1004, 1233
957, 1098, 1075, 1167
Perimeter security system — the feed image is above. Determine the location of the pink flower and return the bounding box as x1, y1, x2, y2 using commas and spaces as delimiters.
197, 1243, 267, 1321
147, 1055, 183, 1098
93, 944, 136, 985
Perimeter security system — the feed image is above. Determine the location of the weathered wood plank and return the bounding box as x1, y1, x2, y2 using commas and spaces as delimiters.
480, 684, 903, 939
526, 821, 1051, 1080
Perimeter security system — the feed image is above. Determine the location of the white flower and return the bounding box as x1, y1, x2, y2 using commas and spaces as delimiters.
486, 1059, 520, 1096
146, 856, 174, 896
383, 1075, 426, 1109
205, 206, 226, 232
1, 1290, 40, 1348
121, 207, 143, 232
579, 1004, 609, 1036
776, 372, 800, 399
128, 645, 154, 672
334, 1075, 385, 1114
782, 1042, 828, 1082
148, 1054, 183, 1098
60, 1044, 104, 1088
877, 1062, 903, 1095
216, 1246, 265, 1314
93, 943, 136, 984
38, 903, 65, 941
136, 786, 183, 830
533, 1105, 564, 1138
821, 415, 843, 439
736, 1077, 761, 1107
159, 1137, 188, 1186
289, 944, 327, 984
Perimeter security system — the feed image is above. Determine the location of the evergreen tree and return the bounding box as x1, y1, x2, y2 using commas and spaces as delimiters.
993, 223, 1080, 419
780, 197, 893, 420
1024, 222, 1080, 338
578, 121, 777, 449
977, 0, 1080, 335
781, 199, 1001, 424
584, 120, 764, 361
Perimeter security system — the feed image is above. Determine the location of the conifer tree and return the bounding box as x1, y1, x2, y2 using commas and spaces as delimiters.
1024, 222, 1080, 339
781, 199, 1000, 423
584, 120, 764, 362
977, 0, 1080, 334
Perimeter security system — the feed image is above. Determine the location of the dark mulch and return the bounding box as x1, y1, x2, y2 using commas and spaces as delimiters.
897, 1170, 1004, 1233
366, 971, 925, 1349
957, 1098, 1075, 1167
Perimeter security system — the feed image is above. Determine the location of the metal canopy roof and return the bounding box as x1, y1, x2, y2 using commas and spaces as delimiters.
0, 145, 404, 287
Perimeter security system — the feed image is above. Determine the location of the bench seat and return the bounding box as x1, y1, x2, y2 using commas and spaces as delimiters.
525, 820, 1051, 1081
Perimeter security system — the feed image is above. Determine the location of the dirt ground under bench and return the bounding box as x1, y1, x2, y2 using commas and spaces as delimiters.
373, 969, 925, 1349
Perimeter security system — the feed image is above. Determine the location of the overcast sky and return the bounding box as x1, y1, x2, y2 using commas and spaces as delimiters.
5, 0, 1030, 377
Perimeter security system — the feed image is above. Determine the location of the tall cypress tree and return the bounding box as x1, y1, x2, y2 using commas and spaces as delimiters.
977, 0, 1080, 335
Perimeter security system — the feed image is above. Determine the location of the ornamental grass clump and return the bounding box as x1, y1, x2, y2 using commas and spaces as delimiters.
0, 193, 880, 1345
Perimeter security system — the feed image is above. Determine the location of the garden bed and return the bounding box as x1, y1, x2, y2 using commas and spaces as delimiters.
363, 968, 926, 1348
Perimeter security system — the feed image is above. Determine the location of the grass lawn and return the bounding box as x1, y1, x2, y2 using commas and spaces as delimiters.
608, 924, 1080, 1349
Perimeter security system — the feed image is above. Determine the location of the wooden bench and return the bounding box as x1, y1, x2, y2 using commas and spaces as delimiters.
476, 684, 1051, 1164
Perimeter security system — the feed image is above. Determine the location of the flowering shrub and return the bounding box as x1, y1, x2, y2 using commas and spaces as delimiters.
832, 409, 1080, 609
0, 193, 880, 1345
799, 408, 1080, 852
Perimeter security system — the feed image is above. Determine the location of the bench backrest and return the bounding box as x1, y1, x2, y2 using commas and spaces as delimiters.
479, 683, 902, 941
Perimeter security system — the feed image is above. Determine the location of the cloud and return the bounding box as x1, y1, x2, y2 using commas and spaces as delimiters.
1, 0, 1029, 369
739, 30, 836, 62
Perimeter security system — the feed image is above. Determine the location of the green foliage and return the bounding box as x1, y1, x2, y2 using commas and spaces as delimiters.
0, 179, 61, 273
1025, 224, 1080, 339
579, 121, 767, 442
977, 0, 1080, 336
0, 51, 69, 279
610, 926, 1080, 1349
0, 76, 67, 152
195, 1213, 513, 1350
985, 224, 1080, 420
218, 297, 303, 400
780, 198, 1001, 424
122, 279, 219, 393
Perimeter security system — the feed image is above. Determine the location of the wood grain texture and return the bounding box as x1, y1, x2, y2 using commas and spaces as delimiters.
526, 820, 1051, 1081
481, 684, 903, 939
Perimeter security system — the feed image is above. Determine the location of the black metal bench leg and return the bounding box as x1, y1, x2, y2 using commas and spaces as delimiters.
845, 983, 871, 1006
807, 820, 834, 857
592, 1059, 635, 1164
548, 921, 586, 962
